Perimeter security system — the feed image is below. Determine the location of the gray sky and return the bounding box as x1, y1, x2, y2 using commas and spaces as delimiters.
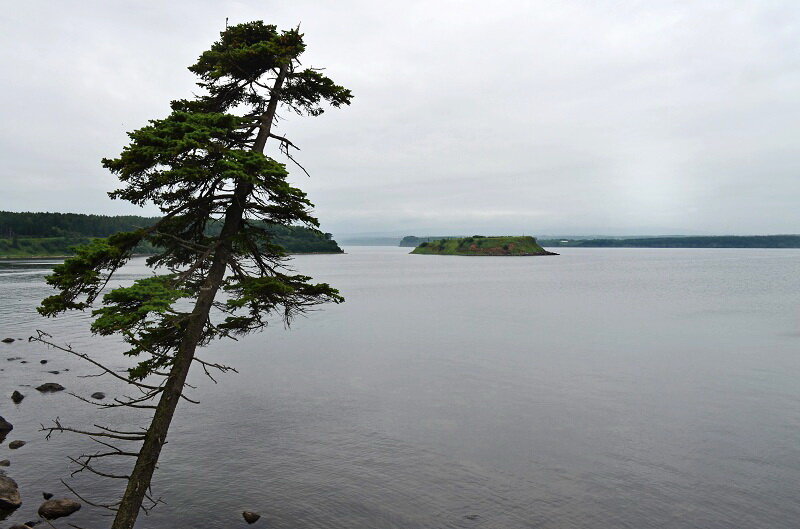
1, 1, 799, 236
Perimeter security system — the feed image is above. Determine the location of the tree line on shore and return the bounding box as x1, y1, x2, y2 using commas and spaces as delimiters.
0, 211, 342, 255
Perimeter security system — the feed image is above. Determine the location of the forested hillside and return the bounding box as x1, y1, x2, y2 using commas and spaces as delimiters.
0, 211, 160, 238
0, 211, 342, 256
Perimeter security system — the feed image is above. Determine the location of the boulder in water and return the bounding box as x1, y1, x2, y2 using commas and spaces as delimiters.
11, 391, 24, 404
36, 383, 64, 393
8, 440, 25, 450
1, 338, 14, 344
0, 460, 9, 467
42, 492, 53, 500
91, 392, 106, 400
0, 475, 21, 510
38, 498, 81, 519
0, 417, 12, 433
242, 511, 261, 524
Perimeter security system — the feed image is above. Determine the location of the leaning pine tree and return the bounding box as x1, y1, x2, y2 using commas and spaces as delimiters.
38, 21, 352, 529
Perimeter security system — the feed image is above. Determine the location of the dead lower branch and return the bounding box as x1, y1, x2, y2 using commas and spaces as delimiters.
32, 331, 160, 391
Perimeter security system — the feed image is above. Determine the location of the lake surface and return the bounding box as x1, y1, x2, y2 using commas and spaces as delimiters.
1, 247, 799, 528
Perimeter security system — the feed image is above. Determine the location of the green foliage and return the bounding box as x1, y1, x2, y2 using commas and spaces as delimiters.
39, 20, 351, 380
176, 22, 351, 116
39, 233, 143, 315
220, 273, 343, 335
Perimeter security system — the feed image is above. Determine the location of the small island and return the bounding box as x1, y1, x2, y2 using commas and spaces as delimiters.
411, 236, 557, 256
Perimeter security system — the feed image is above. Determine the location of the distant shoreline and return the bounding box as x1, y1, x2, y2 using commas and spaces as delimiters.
538, 234, 800, 249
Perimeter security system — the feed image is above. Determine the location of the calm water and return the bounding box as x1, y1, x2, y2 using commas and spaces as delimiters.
1, 247, 799, 528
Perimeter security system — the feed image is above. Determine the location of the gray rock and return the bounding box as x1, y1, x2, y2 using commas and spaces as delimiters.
11, 391, 24, 404
8, 440, 25, 450
9, 524, 32, 529
91, 392, 106, 400
35, 383, 64, 393
1, 338, 14, 343
38, 498, 81, 519
0, 460, 9, 467
0, 417, 12, 433
42, 492, 53, 500
243, 511, 261, 524
0, 475, 21, 510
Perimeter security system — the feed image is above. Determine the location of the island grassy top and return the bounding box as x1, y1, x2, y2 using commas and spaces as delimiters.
411, 236, 557, 256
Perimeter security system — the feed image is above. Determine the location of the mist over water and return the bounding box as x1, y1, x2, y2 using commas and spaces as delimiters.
1, 247, 799, 528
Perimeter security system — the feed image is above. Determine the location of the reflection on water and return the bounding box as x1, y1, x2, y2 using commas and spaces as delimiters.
1, 248, 799, 528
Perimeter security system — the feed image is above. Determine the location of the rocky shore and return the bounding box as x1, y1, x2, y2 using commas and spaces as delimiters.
1, 335, 264, 527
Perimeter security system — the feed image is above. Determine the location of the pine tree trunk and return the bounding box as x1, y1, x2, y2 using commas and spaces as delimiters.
110, 63, 289, 529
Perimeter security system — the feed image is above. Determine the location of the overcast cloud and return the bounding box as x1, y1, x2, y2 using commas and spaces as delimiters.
1, 1, 799, 236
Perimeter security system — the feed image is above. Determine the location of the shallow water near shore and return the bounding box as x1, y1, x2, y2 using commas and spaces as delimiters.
1, 247, 799, 528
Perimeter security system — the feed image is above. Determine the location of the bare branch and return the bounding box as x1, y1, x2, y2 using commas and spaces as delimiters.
68, 456, 131, 480
42, 418, 146, 442
192, 356, 238, 384
93, 424, 147, 436
61, 479, 120, 513
32, 332, 160, 390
